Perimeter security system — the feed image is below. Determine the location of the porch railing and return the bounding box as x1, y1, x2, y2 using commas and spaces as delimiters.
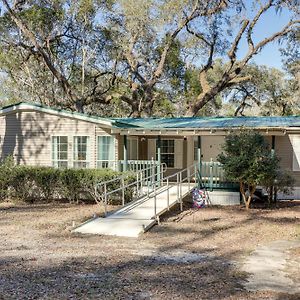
97, 159, 159, 172
198, 160, 239, 191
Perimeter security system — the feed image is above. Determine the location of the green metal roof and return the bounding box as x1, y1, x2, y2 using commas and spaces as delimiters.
2, 102, 300, 130
113, 116, 300, 129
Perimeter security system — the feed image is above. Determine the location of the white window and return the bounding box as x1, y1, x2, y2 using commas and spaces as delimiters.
289, 135, 300, 171
97, 136, 115, 168
161, 140, 175, 168
73, 136, 90, 168
52, 136, 68, 168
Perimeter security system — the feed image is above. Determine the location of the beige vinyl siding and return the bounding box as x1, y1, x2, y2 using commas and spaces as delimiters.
277, 135, 300, 185
0, 110, 115, 168
264, 135, 300, 186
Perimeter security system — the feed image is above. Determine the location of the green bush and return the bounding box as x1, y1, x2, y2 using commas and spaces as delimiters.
9, 166, 39, 202
0, 155, 15, 201
60, 168, 135, 204
33, 167, 61, 200
0, 157, 136, 204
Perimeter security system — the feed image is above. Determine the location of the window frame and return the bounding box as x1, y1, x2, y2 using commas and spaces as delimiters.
97, 135, 116, 168
290, 135, 300, 171
51, 135, 68, 168
73, 136, 90, 168
160, 139, 175, 168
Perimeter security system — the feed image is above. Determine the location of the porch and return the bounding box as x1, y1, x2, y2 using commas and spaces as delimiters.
98, 158, 238, 192
100, 133, 238, 191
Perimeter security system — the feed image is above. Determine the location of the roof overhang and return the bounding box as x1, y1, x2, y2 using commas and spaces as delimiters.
112, 127, 290, 136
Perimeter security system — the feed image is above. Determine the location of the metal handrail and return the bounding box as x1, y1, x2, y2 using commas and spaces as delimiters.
95, 162, 167, 216
95, 161, 200, 221
151, 162, 199, 219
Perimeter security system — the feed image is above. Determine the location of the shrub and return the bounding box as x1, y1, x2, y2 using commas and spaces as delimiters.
9, 166, 39, 202
0, 155, 15, 201
0, 157, 136, 204
33, 167, 61, 200
60, 168, 135, 204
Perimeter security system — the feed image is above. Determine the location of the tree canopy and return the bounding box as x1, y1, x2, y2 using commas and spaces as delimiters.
0, 0, 299, 117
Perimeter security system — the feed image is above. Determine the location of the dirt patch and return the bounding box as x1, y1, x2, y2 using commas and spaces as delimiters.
0, 200, 299, 299
242, 240, 300, 294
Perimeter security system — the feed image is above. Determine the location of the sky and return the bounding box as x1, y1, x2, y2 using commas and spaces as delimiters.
236, 5, 296, 70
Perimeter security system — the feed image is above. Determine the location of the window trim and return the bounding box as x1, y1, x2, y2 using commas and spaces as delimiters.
97, 135, 116, 168
160, 139, 175, 168
51, 135, 69, 168
73, 135, 90, 168
290, 134, 300, 171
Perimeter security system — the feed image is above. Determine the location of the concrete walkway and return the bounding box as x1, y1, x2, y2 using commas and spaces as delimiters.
242, 240, 300, 294
74, 184, 193, 237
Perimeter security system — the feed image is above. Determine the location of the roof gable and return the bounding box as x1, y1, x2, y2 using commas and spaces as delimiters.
0, 102, 129, 128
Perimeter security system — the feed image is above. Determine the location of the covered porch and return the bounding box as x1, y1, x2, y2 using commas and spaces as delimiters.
99, 130, 240, 191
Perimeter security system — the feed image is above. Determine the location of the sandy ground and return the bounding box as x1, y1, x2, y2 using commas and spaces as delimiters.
0, 200, 299, 300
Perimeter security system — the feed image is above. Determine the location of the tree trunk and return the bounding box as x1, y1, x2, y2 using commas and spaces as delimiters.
186, 84, 224, 116
240, 181, 255, 210
245, 196, 251, 210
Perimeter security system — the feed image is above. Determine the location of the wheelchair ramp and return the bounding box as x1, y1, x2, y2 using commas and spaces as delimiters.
74, 184, 193, 237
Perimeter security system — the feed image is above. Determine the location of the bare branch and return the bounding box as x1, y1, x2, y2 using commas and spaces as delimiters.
186, 24, 212, 47
228, 20, 249, 62
243, 19, 300, 66
1, 0, 78, 106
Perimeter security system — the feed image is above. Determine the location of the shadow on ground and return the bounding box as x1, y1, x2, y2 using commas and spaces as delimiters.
0, 250, 246, 300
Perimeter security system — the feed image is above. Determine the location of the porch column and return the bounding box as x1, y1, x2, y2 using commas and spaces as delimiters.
197, 136, 202, 172
156, 136, 161, 185
123, 135, 128, 171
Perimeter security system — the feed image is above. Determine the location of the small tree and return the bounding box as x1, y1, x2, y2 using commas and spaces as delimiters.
217, 131, 279, 209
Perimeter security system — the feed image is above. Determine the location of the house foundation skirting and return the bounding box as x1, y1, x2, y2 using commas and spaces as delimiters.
277, 187, 300, 200
207, 191, 240, 206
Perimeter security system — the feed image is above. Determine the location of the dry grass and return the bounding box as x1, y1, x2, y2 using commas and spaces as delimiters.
0, 200, 299, 299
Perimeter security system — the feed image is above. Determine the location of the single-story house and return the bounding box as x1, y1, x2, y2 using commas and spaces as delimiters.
1, 102, 300, 199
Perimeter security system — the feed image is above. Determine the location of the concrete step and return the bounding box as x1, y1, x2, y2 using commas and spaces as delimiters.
74, 217, 156, 237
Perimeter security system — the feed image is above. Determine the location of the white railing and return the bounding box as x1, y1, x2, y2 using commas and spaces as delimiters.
97, 159, 159, 172
95, 162, 200, 221
95, 162, 167, 216
151, 163, 199, 220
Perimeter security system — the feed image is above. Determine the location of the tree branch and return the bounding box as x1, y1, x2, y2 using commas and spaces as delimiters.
1, 0, 78, 106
